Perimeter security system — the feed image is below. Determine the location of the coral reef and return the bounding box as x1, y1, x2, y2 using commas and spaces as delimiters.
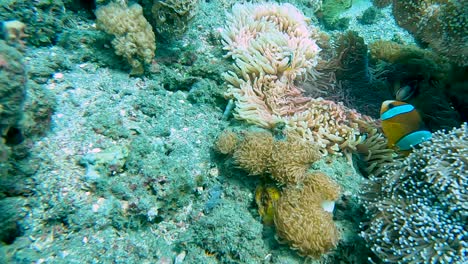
4, 0, 457, 262
275, 172, 341, 258
221, 3, 367, 155
214, 129, 343, 258
0, 53, 227, 261
392, 0, 467, 66
361, 123, 468, 263
95, 2, 156, 75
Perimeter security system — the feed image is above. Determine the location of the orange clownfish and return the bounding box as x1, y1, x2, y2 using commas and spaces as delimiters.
380, 100, 432, 153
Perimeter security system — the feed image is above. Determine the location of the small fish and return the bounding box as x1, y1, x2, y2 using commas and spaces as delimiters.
286, 52, 294, 69
380, 100, 432, 153
255, 182, 280, 226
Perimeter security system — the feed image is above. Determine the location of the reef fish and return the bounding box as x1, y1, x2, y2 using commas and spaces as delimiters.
380, 100, 432, 152
255, 183, 280, 226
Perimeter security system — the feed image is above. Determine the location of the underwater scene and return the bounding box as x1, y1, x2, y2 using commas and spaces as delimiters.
0, 0, 467, 263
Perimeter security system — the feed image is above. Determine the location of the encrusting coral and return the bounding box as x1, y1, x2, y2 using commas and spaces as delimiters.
221, 3, 367, 156
361, 123, 468, 263
95, 2, 156, 75
275, 172, 341, 258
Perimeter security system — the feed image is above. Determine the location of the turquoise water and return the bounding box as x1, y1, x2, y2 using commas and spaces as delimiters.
0, 1, 466, 263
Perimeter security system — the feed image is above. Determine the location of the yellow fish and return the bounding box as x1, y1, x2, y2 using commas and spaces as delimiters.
255, 183, 280, 226
380, 100, 432, 153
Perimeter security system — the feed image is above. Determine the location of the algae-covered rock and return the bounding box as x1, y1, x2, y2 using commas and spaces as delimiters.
0, 197, 26, 244
0, 40, 44, 204
80, 146, 129, 178
21, 81, 56, 138
0, 0, 67, 46
26, 47, 72, 84
86, 101, 132, 139
317, 0, 352, 30
0, 40, 27, 138
371, 0, 391, 8
0, 39, 27, 184
180, 200, 268, 263
187, 79, 225, 107
357, 6, 382, 25
142, 0, 199, 40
